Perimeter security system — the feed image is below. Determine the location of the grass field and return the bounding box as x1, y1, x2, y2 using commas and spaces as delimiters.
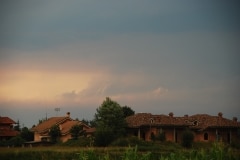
0, 142, 240, 160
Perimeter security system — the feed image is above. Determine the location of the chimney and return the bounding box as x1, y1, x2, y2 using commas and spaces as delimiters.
233, 117, 238, 122
169, 112, 174, 117
218, 112, 223, 118
66, 112, 70, 117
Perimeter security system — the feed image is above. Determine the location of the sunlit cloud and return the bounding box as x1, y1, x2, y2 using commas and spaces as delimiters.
0, 69, 101, 102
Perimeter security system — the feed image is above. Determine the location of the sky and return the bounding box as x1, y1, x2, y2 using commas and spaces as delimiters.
0, 0, 240, 128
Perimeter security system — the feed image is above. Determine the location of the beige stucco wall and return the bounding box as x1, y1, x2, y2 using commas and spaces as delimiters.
34, 132, 41, 141
60, 134, 71, 142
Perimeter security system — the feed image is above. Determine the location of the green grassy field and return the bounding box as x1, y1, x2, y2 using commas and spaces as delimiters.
0, 142, 239, 160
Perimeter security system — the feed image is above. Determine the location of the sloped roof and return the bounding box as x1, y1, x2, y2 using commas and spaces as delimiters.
126, 113, 188, 128
126, 113, 240, 130
185, 114, 240, 130
31, 116, 72, 133
0, 117, 16, 124
60, 120, 81, 135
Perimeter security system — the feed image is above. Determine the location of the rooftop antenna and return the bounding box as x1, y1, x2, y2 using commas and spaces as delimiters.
54, 108, 60, 116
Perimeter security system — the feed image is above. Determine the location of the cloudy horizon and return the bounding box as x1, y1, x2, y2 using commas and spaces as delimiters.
1, 0, 240, 128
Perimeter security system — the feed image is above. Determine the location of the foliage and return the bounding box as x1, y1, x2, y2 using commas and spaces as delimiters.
121, 146, 151, 160
151, 131, 166, 142
77, 149, 99, 160
158, 132, 166, 142
6, 135, 25, 147
121, 105, 135, 118
61, 137, 92, 147
49, 125, 61, 143
14, 120, 21, 131
20, 127, 34, 141
110, 136, 151, 147
182, 129, 194, 148
70, 124, 84, 140
94, 126, 115, 147
81, 119, 97, 127
94, 97, 127, 146
0, 142, 239, 160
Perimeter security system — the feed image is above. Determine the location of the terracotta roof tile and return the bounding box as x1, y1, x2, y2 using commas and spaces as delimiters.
60, 121, 80, 135
31, 115, 93, 136
31, 116, 72, 133
126, 113, 240, 130
0, 117, 16, 124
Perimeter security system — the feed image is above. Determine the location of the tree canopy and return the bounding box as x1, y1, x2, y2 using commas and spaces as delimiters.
70, 124, 84, 140
94, 97, 127, 146
122, 105, 135, 118
49, 125, 61, 143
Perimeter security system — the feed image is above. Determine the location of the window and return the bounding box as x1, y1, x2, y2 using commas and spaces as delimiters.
193, 120, 198, 126
150, 118, 154, 124
204, 132, 208, 140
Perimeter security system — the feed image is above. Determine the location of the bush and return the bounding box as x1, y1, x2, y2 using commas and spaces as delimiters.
181, 129, 194, 148
62, 137, 92, 147
94, 127, 115, 146
110, 136, 150, 147
158, 132, 166, 142
7, 136, 25, 147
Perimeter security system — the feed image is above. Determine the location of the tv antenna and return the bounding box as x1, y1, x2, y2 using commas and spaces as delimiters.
54, 108, 60, 116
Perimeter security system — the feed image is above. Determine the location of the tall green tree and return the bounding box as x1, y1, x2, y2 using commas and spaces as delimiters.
122, 105, 135, 118
94, 97, 127, 146
21, 127, 34, 141
49, 125, 61, 143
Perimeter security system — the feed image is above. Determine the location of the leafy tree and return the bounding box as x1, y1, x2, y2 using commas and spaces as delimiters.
70, 124, 84, 140
21, 127, 34, 141
49, 125, 61, 143
94, 97, 127, 146
81, 119, 96, 127
122, 105, 135, 118
182, 129, 194, 148
89, 120, 97, 127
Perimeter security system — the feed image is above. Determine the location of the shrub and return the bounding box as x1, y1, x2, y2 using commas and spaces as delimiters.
110, 136, 150, 147
7, 136, 25, 147
158, 132, 166, 142
62, 137, 92, 147
181, 129, 194, 148
49, 125, 61, 143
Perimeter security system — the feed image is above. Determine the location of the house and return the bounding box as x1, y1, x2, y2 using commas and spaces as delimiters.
31, 112, 92, 142
0, 116, 20, 141
126, 112, 240, 143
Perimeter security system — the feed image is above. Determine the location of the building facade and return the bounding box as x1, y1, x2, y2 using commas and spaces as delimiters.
0, 117, 19, 141
126, 112, 240, 143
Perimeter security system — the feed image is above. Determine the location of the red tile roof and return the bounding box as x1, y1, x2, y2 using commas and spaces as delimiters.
60, 120, 81, 135
31, 116, 72, 133
0, 117, 19, 137
0, 117, 16, 124
126, 113, 240, 130
31, 116, 92, 136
